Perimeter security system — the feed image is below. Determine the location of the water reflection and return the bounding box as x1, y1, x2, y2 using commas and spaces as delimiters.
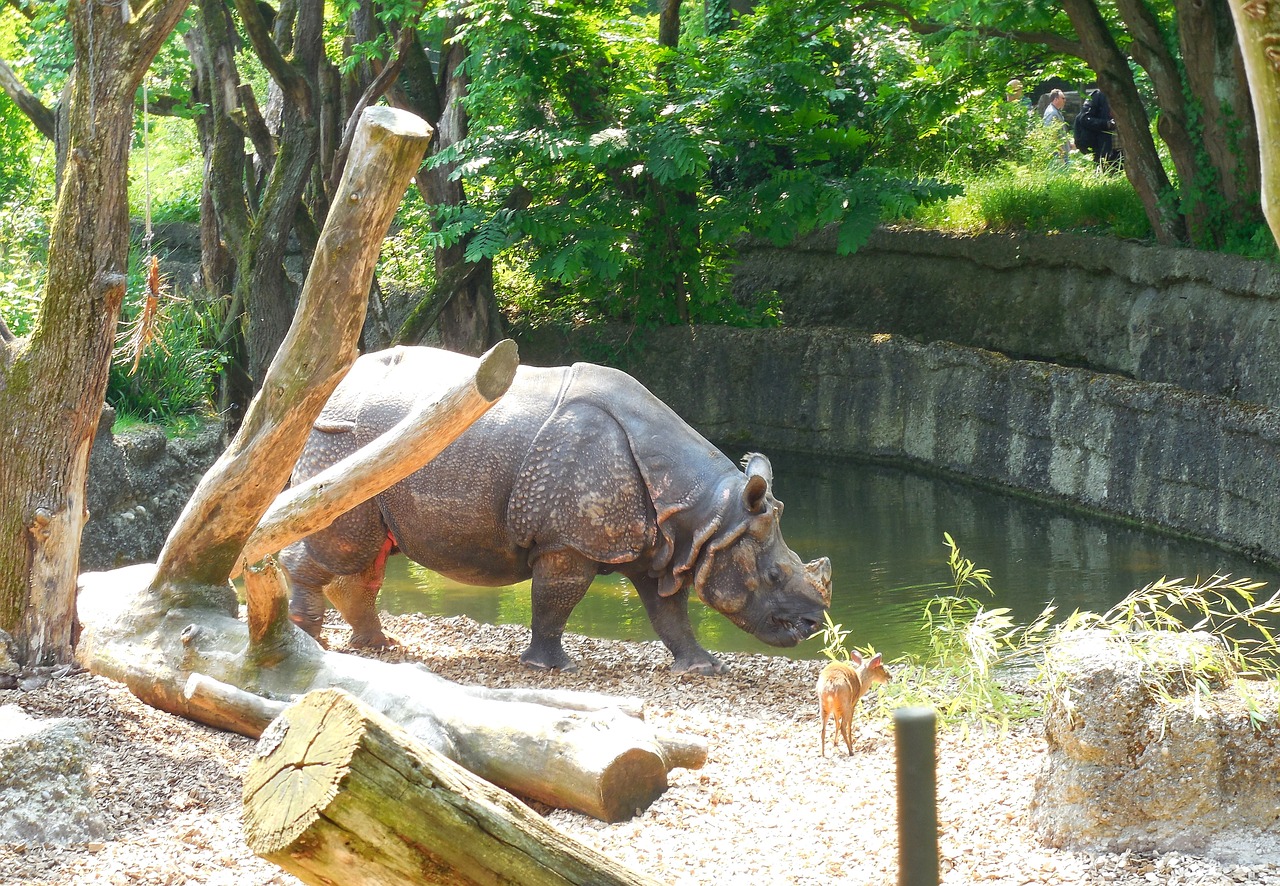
375, 450, 1280, 661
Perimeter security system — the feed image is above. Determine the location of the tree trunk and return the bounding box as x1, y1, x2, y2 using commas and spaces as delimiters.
1115, 0, 1261, 247
393, 20, 506, 355
243, 688, 664, 885
1061, 0, 1188, 245
0, 0, 191, 668
1226, 0, 1280, 247
188, 0, 329, 431
1174, 0, 1261, 238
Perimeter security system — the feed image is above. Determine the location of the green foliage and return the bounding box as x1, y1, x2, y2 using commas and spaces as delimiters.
378, 191, 439, 292
1056, 574, 1280, 681
439, 0, 954, 332
818, 533, 1053, 730
130, 115, 204, 224
0, 198, 51, 338
883, 534, 1055, 727
817, 610, 855, 662
106, 251, 223, 422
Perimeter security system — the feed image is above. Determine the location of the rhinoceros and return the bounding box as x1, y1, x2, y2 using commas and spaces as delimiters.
281, 345, 832, 674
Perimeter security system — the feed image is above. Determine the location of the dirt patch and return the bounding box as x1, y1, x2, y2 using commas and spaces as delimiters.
2, 613, 1277, 885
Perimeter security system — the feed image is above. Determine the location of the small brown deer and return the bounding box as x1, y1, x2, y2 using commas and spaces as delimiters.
816, 651, 892, 757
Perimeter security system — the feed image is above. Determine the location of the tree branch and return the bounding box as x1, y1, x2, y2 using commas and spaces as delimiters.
231, 0, 310, 109
849, 2, 1085, 57
327, 25, 415, 195
0, 54, 55, 140
2, 0, 37, 20
233, 83, 276, 173
127, 0, 194, 63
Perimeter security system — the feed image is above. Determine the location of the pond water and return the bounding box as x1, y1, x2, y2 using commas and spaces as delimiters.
373, 448, 1280, 661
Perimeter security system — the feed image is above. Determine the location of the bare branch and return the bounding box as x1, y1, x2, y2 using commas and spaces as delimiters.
231, 0, 310, 109
233, 83, 276, 174
0, 54, 55, 140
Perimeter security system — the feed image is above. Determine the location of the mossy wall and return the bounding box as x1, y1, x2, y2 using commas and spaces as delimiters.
731, 228, 1280, 408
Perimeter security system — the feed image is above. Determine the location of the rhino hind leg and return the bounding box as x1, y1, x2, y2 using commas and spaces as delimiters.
522, 549, 597, 672
636, 583, 725, 675
281, 501, 395, 648
326, 545, 398, 649
280, 540, 334, 643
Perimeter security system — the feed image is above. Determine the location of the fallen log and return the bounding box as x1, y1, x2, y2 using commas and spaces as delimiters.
182, 672, 284, 738
243, 687, 663, 886
78, 563, 703, 822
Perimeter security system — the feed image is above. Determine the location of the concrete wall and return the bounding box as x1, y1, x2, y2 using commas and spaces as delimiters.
731, 228, 1280, 408
525, 326, 1280, 566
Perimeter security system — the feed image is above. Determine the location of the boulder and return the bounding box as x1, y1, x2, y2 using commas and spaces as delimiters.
1031, 628, 1280, 863
0, 705, 108, 847
82, 406, 223, 570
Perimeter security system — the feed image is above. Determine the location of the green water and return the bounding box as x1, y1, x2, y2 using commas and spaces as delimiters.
374, 449, 1280, 661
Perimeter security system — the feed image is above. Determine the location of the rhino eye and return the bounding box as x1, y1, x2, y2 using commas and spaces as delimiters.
767, 565, 782, 584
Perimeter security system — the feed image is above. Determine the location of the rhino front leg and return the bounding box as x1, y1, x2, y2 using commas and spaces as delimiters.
635, 581, 726, 675
522, 549, 596, 672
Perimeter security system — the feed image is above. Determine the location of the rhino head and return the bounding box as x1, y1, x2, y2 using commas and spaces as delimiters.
652, 452, 832, 647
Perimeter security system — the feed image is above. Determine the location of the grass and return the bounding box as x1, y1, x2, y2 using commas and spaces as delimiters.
901, 161, 1152, 240
821, 534, 1280, 734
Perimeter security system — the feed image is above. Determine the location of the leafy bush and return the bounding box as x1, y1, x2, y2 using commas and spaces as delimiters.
107, 256, 223, 421
437, 0, 955, 332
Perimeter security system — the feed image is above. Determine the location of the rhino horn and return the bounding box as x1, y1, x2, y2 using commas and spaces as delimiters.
806, 557, 832, 606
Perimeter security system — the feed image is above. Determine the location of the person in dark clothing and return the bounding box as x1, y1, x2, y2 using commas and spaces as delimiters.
1073, 89, 1120, 169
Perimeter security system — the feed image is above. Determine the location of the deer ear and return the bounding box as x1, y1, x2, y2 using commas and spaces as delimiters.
869, 653, 882, 667
848, 650, 863, 666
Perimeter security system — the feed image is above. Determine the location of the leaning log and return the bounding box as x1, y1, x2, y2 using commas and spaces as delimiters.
154, 105, 435, 590
235, 339, 519, 574
244, 688, 662, 886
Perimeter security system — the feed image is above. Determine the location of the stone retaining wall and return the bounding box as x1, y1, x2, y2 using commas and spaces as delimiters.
731, 228, 1280, 408
523, 326, 1280, 566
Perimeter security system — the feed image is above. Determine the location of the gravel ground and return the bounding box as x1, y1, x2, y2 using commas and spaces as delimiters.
3, 612, 1279, 885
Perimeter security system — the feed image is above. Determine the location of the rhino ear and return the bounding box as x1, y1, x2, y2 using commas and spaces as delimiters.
741, 453, 772, 513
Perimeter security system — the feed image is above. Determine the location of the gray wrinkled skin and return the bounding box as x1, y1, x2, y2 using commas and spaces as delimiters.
281, 346, 832, 674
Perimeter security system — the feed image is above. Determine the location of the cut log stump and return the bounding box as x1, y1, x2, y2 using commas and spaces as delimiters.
244, 687, 662, 886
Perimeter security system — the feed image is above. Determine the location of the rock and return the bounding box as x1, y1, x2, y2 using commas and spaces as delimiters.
1031, 629, 1280, 863
0, 705, 108, 847
0, 631, 18, 678
82, 409, 223, 570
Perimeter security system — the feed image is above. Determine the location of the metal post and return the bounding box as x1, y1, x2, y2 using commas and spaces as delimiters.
895, 706, 939, 886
